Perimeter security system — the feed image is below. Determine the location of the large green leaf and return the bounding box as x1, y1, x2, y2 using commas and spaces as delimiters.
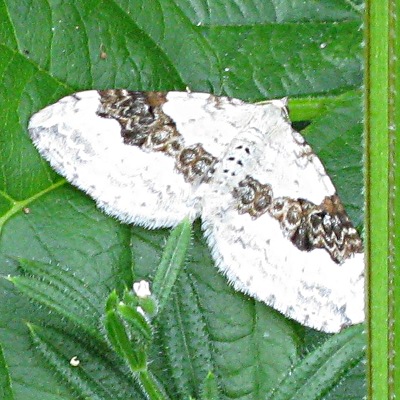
0, 0, 364, 399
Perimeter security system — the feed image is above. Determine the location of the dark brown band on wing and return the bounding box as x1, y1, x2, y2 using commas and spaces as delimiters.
98, 90, 362, 264
234, 176, 363, 264
97, 90, 217, 183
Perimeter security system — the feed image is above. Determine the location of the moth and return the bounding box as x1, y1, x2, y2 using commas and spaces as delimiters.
28, 90, 364, 333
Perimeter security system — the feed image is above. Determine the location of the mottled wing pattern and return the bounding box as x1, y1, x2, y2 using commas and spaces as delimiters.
199, 101, 364, 332
29, 91, 201, 228
28, 90, 364, 332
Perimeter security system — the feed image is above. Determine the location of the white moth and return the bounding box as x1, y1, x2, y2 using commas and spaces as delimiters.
28, 90, 364, 333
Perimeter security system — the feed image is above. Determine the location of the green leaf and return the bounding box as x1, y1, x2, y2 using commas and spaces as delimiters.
8, 259, 103, 340
117, 303, 153, 343
157, 271, 216, 399
138, 370, 171, 400
0, 342, 14, 400
200, 372, 220, 400
104, 309, 147, 371
104, 291, 169, 400
152, 218, 192, 314
105, 290, 120, 312
28, 323, 145, 400
266, 325, 365, 400
0, 0, 365, 399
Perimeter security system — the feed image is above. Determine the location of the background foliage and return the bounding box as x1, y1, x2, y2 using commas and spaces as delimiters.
0, 0, 364, 399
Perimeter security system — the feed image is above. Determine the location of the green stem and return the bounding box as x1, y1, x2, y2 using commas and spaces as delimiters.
365, 0, 391, 398
138, 370, 169, 400
288, 90, 361, 121
387, 0, 400, 396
